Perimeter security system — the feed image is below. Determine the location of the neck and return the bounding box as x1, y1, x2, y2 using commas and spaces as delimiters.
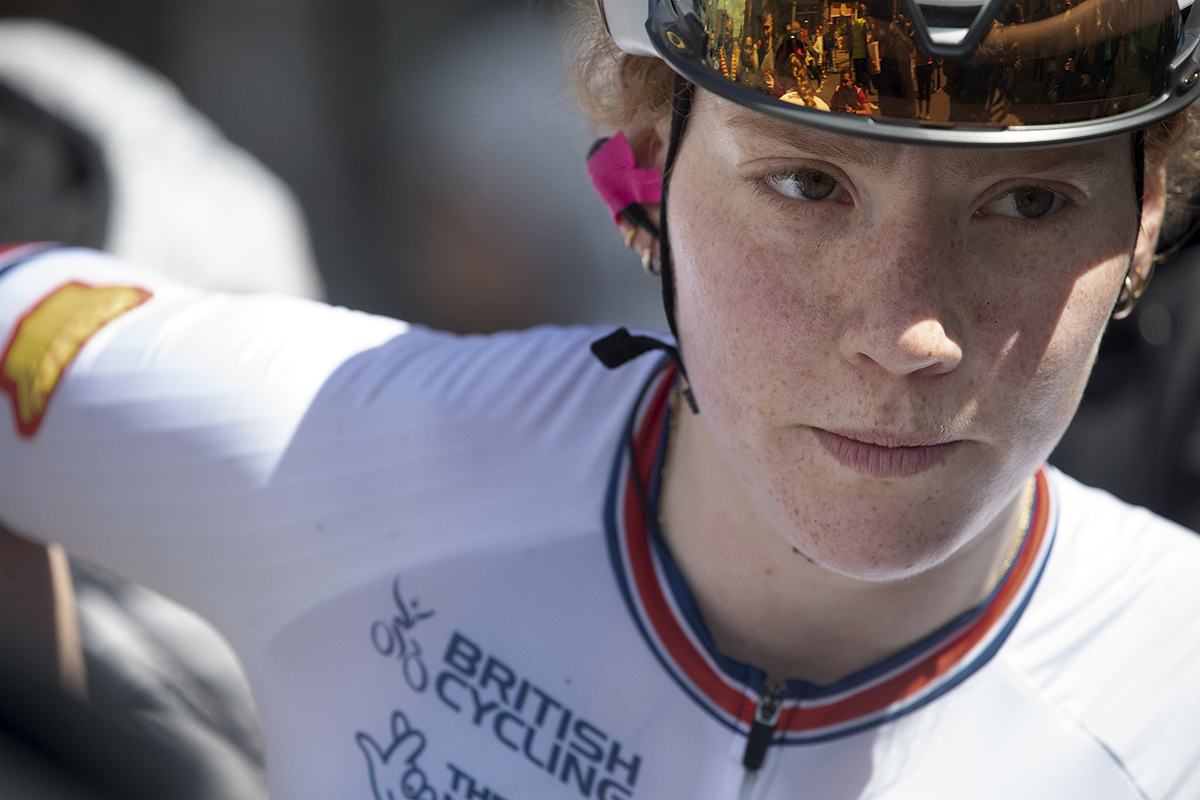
658, 395, 1031, 686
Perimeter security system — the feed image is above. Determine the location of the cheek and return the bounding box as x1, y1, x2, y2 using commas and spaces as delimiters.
668, 176, 848, 426
1023, 263, 1122, 421
964, 221, 1132, 456
672, 215, 794, 433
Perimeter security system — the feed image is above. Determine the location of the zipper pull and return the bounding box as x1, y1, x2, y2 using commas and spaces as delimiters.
742, 681, 785, 771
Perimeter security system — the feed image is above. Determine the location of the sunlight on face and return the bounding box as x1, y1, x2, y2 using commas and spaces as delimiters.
666, 93, 1152, 580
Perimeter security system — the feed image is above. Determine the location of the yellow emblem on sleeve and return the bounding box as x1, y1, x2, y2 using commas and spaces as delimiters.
0, 282, 151, 438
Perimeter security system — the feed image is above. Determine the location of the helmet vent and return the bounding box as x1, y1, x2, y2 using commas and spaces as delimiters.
917, 3, 981, 29
902, 0, 1008, 58
918, 3, 980, 45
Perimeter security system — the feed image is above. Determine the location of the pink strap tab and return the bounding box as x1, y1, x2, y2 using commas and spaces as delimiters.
586, 132, 662, 226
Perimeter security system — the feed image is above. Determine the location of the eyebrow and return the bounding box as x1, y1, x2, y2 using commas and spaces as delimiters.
950, 146, 1116, 181
722, 111, 1117, 179
724, 112, 894, 171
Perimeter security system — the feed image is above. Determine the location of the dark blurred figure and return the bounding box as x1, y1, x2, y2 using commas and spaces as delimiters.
914, 44, 934, 119
864, 0, 916, 119
850, 5, 872, 89
757, 11, 779, 78
831, 68, 871, 114
776, 20, 807, 84
0, 19, 322, 298
0, 18, 331, 800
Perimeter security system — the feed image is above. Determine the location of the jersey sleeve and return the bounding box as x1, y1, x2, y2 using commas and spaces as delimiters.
0, 246, 410, 658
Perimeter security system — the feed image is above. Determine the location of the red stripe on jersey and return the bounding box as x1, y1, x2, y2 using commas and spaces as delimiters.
621, 367, 757, 724
617, 367, 1052, 735
776, 470, 1049, 730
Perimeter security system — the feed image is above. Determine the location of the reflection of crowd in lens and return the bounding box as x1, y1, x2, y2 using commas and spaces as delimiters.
706, 0, 1179, 126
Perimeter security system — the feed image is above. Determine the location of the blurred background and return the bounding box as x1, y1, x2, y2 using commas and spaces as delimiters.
0, 0, 665, 334
2, 1, 1200, 798
0, 2, 665, 798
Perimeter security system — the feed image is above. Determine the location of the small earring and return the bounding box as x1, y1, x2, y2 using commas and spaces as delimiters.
642, 246, 659, 276
624, 227, 637, 248
1112, 274, 1136, 320
1112, 260, 1154, 320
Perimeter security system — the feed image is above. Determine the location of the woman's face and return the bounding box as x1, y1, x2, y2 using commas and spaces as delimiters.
666, 93, 1163, 581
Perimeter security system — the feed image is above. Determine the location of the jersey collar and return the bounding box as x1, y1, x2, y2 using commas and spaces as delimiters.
605, 364, 1057, 744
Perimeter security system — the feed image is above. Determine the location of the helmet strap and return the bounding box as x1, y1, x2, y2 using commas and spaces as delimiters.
657, 75, 697, 406
587, 75, 698, 415
1133, 129, 1145, 222
587, 76, 699, 414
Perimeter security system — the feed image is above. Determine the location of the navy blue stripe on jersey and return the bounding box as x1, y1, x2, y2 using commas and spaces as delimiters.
605, 358, 1059, 745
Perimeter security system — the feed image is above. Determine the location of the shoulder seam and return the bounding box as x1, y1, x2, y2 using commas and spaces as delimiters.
995, 655, 1149, 800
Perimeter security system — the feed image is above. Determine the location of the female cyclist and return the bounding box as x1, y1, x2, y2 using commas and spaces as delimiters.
2, 0, 1200, 797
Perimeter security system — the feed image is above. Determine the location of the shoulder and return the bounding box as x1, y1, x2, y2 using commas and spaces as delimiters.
1, 246, 658, 436
266, 322, 668, 526
1003, 469, 1200, 798
315, 323, 660, 440
1040, 468, 1200, 609
1028, 469, 1200, 667
0, 245, 664, 508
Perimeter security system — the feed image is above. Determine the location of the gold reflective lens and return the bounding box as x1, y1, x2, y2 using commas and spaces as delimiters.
695, 0, 1181, 127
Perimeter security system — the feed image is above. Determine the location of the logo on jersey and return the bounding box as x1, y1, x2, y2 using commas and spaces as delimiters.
357, 709, 512, 800
436, 631, 642, 799
357, 709, 441, 800
0, 282, 151, 438
370, 576, 435, 694
365, 577, 644, 799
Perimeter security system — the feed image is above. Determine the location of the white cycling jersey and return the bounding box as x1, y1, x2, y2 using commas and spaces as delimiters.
2, 246, 1200, 800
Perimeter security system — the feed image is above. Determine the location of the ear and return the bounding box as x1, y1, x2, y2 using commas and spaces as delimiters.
1132, 160, 1168, 288
616, 116, 674, 263
627, 112, 675, 174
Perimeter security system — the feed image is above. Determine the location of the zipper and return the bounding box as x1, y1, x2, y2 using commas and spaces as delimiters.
741, 681, 785, 771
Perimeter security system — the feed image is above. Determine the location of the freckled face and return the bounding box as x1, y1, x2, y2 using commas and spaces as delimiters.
667, 94, 1147, 580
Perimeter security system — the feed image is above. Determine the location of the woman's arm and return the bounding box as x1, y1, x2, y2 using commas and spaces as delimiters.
0, 246, 410, 659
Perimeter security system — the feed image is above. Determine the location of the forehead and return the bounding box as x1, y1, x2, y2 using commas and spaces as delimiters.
707, 99, 1126, 183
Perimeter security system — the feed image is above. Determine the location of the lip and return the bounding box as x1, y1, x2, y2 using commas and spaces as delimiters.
811, 427, 960, 479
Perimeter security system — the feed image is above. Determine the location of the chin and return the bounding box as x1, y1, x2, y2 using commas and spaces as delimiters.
810, 542, 957, 582
758, 432, 1027, 580
765, 471, 993, 583
794, 525, 965, 582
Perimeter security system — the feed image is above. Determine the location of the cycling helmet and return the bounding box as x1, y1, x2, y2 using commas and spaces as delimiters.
588, 0, 1195, 385
596, 0, 1200, 146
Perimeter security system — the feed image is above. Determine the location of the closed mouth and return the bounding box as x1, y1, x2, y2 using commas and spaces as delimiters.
812, 427, 960, 478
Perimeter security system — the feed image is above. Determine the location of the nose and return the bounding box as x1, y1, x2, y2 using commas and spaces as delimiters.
838, 227, 964, 378
841, 316, 962, 377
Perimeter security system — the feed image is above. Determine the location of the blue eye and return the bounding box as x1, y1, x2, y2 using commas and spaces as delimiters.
767, 170, 839, 201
